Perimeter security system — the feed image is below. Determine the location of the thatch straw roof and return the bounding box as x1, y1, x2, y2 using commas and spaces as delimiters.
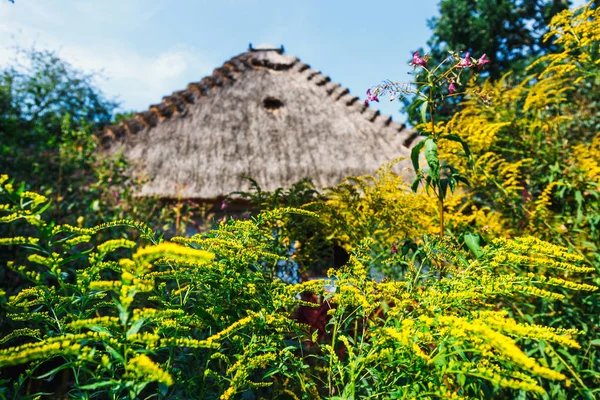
96, 47, 418, 200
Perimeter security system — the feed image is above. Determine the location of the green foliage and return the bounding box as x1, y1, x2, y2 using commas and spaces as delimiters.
234, 178, 335, 278
0, 175, 309, 398
1, 176, 597, 399
427, 0, 570, 78
0, 47, 117, 186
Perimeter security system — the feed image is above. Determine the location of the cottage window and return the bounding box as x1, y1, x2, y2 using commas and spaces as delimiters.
263, 96, 284, 111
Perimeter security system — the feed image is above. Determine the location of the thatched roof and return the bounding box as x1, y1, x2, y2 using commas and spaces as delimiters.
96, 47, 418, 200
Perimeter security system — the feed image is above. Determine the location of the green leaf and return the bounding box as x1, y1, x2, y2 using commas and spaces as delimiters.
158, 383, 169, 396
89, 325, 112, 335
105, 345, 125, 365
127, 318, 145, 338
442, 133, 472, 165
411, 176, 421, 193
411, 140, 425, 172
263, 368, 280, 379
116, 301, 129, 325
458, 373, 466, 387
464, 233, 483, 259
78, 381, 118, 390
424, 138, 440, 181
35, 361, 75, 380
195, 307, 217, 325
575, 190, 583, 222
456, 175, 470, 187
449, 177, 456, 193
424, 176, 432, 195
420, 100, 429, 125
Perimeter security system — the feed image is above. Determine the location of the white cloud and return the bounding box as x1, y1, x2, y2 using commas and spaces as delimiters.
0, 3, 213, 112
58, 43, 212, 111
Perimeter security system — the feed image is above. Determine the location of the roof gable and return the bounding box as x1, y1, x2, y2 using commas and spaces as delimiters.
96, 48, 418, 199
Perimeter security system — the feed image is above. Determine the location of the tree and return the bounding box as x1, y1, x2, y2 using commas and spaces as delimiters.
0, 47, 118, 190
403, 0, 572, 126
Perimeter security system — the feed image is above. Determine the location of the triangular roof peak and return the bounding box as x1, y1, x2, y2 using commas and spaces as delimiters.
95, 47, 417, 200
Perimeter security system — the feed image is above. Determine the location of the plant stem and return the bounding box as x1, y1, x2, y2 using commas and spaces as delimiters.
428, 96, 444, 238
439, 195, 444, 237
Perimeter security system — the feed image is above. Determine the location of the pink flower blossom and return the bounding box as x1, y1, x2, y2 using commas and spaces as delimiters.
391, 243, 398, 254
364, 88, 379, 105
477, 53, 490, 68
448, 81, 457, 95
457, 52, 473, 68
410, 51, 428, 68
220, 200, 228, 210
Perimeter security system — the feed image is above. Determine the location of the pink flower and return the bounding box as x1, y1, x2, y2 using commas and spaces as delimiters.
448, 81, 457, 95
457, 52, 473, 68
477, 53, 490, 68
364, 88, 379, 105
220, 200, 228, 210
391, 243, 398, 254
410, 51, 428, 68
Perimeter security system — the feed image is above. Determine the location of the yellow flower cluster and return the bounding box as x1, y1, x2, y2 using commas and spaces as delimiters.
0, 236, 39, 246
320, 160, 438, 251
0, 328, 41, 345
476, 311, 581, 347
127, 332, 160, 344
7, 311, 55, 324
332, 285, 375, 312
529, 182, 562, 226
220, 350, 277, 400
66, 316, 120, 331
463, 359, 546, 395
0, 332, 109, 367
381, 323, 432, 363
63, 235, 92, 248
160, 337, 218, 349
491, 250, 593, 273
539, 275, 597, 292
96, 238, 136, 254
572, 132, 600, 185
520, 285, 566, 301
20, 191, 48, 207
52, 224, 95, 236
435, 315, 566, 381
7, 287, 47, 308
89, 281, 122, 291
494, 236, 584, 262
133, 242, 214, 266
205, 314, 256, 345
125, 353, 173, 386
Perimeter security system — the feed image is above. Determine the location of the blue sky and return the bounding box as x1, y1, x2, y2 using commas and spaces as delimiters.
0, 0, 589, 124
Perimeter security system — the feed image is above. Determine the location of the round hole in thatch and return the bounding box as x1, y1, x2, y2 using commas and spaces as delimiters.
263, 96, 284, 111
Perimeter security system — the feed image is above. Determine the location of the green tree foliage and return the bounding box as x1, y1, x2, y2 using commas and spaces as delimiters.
428, 0, 571, 78
0, 47, 118, 192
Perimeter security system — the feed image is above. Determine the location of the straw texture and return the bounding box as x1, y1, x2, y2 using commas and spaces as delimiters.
96, 48, 418, 199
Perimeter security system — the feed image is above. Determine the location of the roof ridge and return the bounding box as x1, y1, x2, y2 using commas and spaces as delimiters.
295, 64, 416, 146
94, 49, 415, 149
